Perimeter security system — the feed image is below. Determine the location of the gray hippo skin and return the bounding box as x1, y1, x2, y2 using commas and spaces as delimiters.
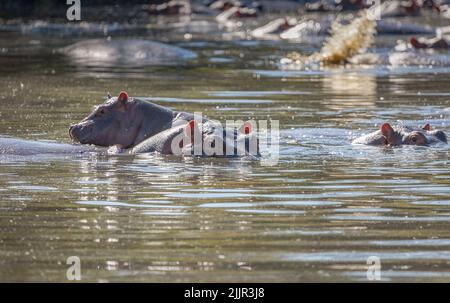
349, 51, 450, 67
352, 123, 447, 146
409, 36, 449, 49
0, 136, 95, 156
273, 19, 435, 40
131, 119, 257, 157
69, 91, 177, 149
70, 91, 258, 156
61, 38, 196, 66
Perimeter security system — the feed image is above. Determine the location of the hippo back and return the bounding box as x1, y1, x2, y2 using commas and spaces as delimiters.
131, 124, 185, 154
61, 38, 197, 66
0, 136, 95, 156
130, 121, 259, 157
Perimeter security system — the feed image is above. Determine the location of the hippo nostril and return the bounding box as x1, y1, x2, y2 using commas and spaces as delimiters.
82, 124, 93, 134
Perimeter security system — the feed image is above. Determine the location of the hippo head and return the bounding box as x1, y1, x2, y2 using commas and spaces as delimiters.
410, 37, 449, 50
381, 123, 447, 146
69, 91, 139, 148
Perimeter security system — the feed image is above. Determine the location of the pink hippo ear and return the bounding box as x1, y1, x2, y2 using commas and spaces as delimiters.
185, 120, 195, 137
118, 91, 128, 103
410, 37, 429, 49
184, 120, 201, 143
381, 123, 395, 144
422, 123, 431, 131
116, 91, 129, 109
240, 121, 253, 135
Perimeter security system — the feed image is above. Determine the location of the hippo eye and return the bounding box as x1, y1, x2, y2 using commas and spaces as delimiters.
411, 136, 417, 143
95, 109, 105, 117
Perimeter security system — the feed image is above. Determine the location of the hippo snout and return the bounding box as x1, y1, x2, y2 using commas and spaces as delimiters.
69, 124, 83, 142
69, 125, 76, 139
69, 122, 93, 143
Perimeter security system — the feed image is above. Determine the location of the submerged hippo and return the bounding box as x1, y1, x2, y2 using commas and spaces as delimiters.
352, 123, 447, 146
0, 136, 95, 156
409, 36, 449, 49
394, 33, 450, 51
304, 0, 440, 15
69, 91, 258, 157
254, 17, 435, 41
349, 51, 450, 66
305, 0, 369, 12
61, 38, 197, 66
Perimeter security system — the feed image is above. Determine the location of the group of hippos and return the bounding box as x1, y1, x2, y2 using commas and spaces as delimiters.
1, 0, 450, 157
2, 1, 449, 67
53, 0, 450, 68
1, 91, 447, 158
68, 91, 449, 152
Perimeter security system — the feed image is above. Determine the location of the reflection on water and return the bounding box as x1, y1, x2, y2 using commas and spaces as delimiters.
0, 29, 450, 282
322, 73, 377, 96
322, 72, 378, 112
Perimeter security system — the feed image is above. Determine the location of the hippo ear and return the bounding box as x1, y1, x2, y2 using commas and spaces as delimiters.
239, 121, 253, 135
117, 91, 128, 103
107, 92, 112, 99
184, 120, 201, 143
116, 91, 129, 108
381, 123, 395, 144
410, 37, 420, 48
422, 123, 431, 131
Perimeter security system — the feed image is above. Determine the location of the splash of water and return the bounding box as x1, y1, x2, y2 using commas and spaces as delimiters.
285, 10, 376, 67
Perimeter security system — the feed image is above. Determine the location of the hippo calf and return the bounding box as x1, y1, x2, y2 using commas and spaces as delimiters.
352, 123, 447, 146
70, 91, 258, 157
131, 119, 257, 157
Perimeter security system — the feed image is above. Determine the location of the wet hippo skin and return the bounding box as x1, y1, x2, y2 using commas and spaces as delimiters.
70, 91, 258, 156
61, 38, 197, 66
69, 91, 177, 150
0, 136, 95, 156
352, 123, 447, 146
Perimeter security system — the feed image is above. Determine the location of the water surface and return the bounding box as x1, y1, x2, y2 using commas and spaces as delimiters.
1, 21, 450, 282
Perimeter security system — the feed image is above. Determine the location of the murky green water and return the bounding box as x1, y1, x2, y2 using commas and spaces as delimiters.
1, 21, 450, 282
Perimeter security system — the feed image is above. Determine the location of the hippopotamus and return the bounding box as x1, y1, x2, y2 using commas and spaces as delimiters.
305, 0, 369, 12
0, 136, 95, 156
380, 0, 441, 17
61, 38, 197, 66
69, 91, 258, 157
349, 51, 450, 66
255, 17, 435, 42
146, 0, 191, 15
409, 36, 449, 49
352, 123, 447, 146
304, 0, 440, 15
216, 5, 258, 24
379, 0, 421, 17
250, 17, 298, 39
279, 11, 448, 68
130, 119, 256, 156
278, 19, 332, 40
207, 0, 263, 12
